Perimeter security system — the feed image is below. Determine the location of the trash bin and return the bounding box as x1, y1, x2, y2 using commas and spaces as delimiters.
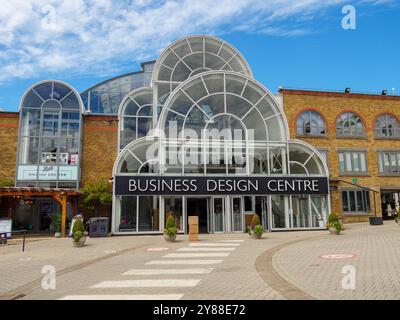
0, 233, 7, 245
89, 218, 109, 237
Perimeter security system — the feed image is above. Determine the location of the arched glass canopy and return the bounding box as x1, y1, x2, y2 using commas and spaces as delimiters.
158, 71, 288, 143
152, 35, 253, 115
118, 88, 154, 150
113, 35, 330, 234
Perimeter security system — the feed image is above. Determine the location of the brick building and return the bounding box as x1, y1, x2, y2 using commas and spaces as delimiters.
282, 89, 400, 223
0, 35, 398, 235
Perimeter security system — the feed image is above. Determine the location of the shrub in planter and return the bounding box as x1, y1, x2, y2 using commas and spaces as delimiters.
251, 214, 261, 227
328, 213, 339, 224
72, 218, 86, 246
253, 224, 264, 239
52, 214, 62, 238
326, 213, 343, 234
246, 226, 251, 236
164, 214, 177, 241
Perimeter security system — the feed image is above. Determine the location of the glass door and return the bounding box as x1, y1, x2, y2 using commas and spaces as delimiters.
213, 197, 225, 232
231, 197, 243, 232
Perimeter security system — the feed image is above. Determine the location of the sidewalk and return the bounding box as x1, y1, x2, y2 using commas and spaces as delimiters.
273, 221, 400, 299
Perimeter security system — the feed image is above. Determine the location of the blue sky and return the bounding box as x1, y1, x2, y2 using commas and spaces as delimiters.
0, 0, 399, 111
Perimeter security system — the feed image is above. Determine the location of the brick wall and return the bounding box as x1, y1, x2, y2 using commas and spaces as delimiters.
282, 90, 400, 222
81, 115, 118, 186
0, 112, 19, 182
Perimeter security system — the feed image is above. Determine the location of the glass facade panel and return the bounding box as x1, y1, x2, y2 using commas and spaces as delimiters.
119, 196, 137, 232
271, 195, 286, 229
138, 196, 159, 232
165, 197, 183, 231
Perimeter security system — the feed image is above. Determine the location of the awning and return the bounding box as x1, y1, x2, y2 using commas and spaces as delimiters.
0, 187, 81, 237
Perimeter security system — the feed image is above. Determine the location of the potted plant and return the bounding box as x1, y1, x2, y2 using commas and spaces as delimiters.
52, 214, 62, 238
72, 218, 86, 247
395, 212, 400, 225
326, 213, 343, 235
253, 224, 264, 239
164, 214, 177, 242
249, 214, 263, 239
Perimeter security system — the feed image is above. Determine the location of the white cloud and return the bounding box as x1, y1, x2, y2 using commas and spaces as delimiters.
0, 0, 393, 82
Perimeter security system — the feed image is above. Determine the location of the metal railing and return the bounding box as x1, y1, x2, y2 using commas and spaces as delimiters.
1, 230, 28, 252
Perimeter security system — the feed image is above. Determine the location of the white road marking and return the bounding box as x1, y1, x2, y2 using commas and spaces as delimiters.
163, 253, 230, 258
59, 294, 183, 300
218, 240, 244, 243
91, 279, 201, 288
177, 247, 235, 252
123, 268, 213, 276
189, 243, 240, 247
146, 260, 223, 265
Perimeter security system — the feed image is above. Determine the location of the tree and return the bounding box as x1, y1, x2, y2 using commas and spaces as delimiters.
0, 176, 14, 187
80, 180, 112, 216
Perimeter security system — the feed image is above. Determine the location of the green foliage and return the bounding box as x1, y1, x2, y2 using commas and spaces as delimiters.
332, 221, 342, 234
165, 214, 176, 229
72, 218, 84, 233
246, 226, 251, 236
0, 176, 14, 187
80, 179, 112, 211
251, 214, 261, 227
165, 214, 177, 237
73, 231, 83, 242
52, 214, 62, 232
328, 213, 339, 224
165, 227, 177, 237
253, 224, 264, 236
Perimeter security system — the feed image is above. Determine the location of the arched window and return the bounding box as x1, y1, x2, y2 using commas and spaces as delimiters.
118, 88, 153, 150
375, 114, 400, 138
336, 112, 365, 137
17, 81, 83, 188
289, 141, 327, 176
296, 110, 326, 136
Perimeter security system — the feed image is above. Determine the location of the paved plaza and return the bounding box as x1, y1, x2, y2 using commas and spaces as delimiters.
0, 221, 399, 300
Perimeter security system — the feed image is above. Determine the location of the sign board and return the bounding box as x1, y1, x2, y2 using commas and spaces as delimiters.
0, 219, 12, 238
115, 176, 329, 196
352, 177, 358, 185
17, 165, 78, 181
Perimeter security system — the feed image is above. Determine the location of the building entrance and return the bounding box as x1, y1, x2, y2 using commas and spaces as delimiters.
381, 191, 400, 220
186, 198, 208, 233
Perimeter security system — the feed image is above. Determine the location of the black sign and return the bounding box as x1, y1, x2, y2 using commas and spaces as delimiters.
114, 176, 329, 196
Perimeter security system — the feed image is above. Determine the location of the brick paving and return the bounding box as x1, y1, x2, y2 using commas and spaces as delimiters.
273, 221, 400, 300
1, 222, 399, 300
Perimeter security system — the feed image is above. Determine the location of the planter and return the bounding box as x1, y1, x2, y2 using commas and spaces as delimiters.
369, 217, 383, 226
73, 234, 86, 247
253, 233, 263, 239
329, 227, 338, 235
164, 233, 177, 242
54, 232, 61, 238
